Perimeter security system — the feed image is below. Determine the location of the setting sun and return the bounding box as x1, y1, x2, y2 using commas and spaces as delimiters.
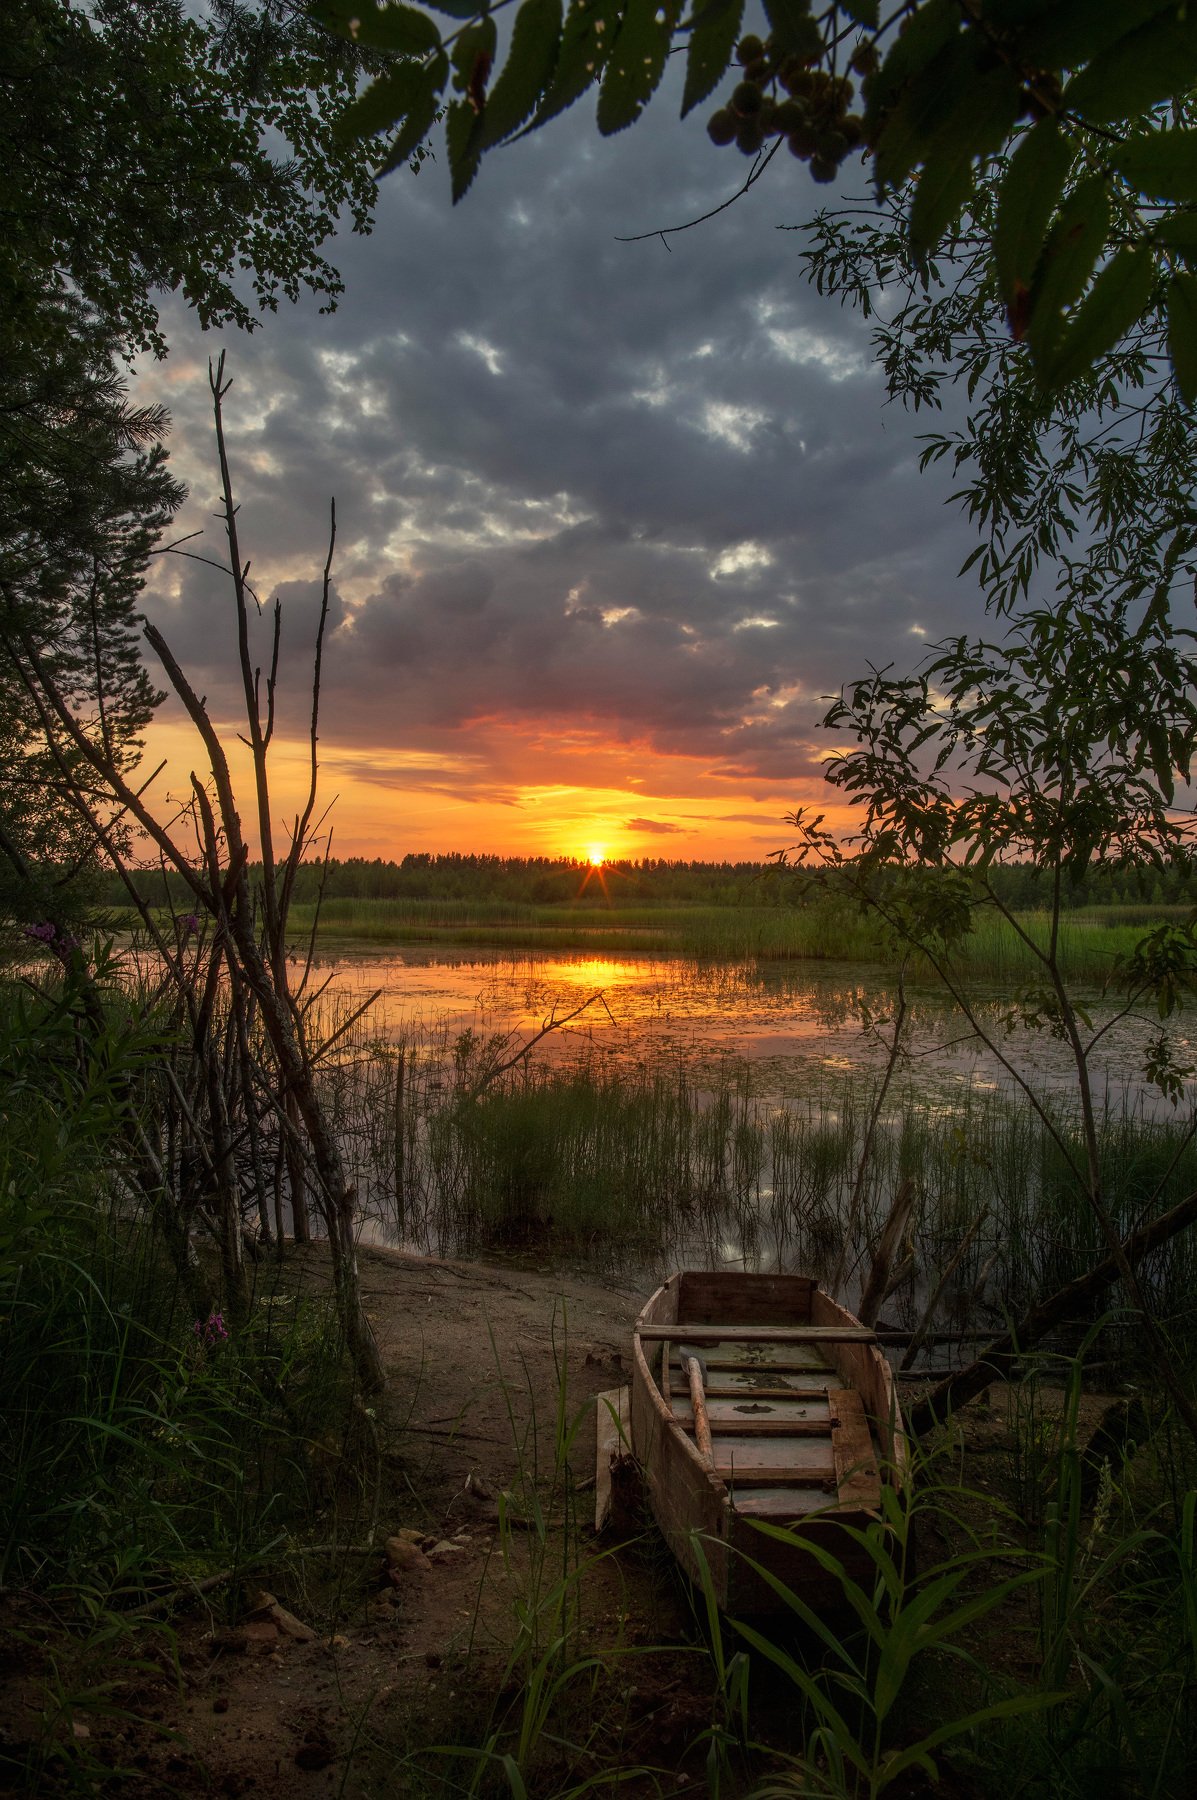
587, 846, 606, 867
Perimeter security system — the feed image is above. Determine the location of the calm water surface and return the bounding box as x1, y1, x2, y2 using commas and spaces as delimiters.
304, 942, 1187, 1113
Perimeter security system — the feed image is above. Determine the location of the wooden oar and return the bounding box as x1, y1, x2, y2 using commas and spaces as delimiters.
679, 1345, 713, 1466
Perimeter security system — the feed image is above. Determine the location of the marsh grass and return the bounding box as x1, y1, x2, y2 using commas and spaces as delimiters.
315, 1005, 1197, 1364
281, 895, 1178, 984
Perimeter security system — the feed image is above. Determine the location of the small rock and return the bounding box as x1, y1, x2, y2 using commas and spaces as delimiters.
384, 1537, 431, 1575
394, 1526, 425, 1544
246, 1589, 318, 1642
426, 1540, 464, 1562
271, 1603, 317, 1642
71, 1720, 91, 1741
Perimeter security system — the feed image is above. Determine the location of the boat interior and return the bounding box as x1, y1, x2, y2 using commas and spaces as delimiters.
637, 1270, 900, 1520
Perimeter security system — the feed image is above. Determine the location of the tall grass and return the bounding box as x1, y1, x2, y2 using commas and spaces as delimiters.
278, 895, 1178, 983
0, 975, 364, 1782
316, 1007, 1197, 1364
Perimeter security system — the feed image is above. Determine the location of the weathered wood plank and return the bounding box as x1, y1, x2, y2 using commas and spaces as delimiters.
676, 1348, 835, 1373
671, 1395, 831, 1423
672, 1375, 835, 1400
672, 1415, 836, 1439
641, 1324, 876, 1344
828, 1388, 881, 1511
678, 1271, 816, 1325
594, 1386, 631, 1533
731, 1488, 836, 1518
716, 1464, 837, 1488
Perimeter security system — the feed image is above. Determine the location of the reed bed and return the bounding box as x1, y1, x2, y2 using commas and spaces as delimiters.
287, 895, 1177, 985
313, 1002, 1197, 1367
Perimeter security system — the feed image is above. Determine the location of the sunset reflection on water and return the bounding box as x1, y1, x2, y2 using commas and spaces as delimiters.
299, 943, 1159, 1105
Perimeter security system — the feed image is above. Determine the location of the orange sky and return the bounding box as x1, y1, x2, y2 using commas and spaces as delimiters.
141, 708, 848, 867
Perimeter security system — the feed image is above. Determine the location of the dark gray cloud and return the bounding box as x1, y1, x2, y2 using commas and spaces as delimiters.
139, 59, 985, 832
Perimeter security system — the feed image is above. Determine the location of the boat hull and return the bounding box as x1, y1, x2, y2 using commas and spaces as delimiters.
629, 1270, 908, 1615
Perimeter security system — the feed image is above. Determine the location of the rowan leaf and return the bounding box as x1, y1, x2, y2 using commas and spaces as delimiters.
476, 0, 563, 150
994, 122, 1076, 304
1037, 248, 1155, 389
1154, 211, 1197, 268
1063, 12, 1197, 125
451, 16, 498, 91
1026, 176, 1111, 359
446, 95, 483, 199
596, 0, 682, 137
376, 79, 445, 174
837, 0, 879, 24
1114, 130, 1197, 204
1006, 0, 1173, 71
334, 58, 435, 142
533, 0, 622, 129
681, 0, 744, 120
865, 0, 956, 145
908, 67, 1022, 258
314, 2, 442, 57
1167, 273, 1197, 402
873, 33, 973, 194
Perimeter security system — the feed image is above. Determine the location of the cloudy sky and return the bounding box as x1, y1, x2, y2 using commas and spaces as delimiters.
138, 54, 986, 864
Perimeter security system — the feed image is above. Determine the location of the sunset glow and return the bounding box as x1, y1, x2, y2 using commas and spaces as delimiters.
587, 846, 606, 867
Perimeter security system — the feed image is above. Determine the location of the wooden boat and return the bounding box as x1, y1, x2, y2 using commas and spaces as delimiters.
629, 1270, 909, 1615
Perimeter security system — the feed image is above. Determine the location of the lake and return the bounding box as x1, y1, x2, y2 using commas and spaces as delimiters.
305, 941, 1184, 1110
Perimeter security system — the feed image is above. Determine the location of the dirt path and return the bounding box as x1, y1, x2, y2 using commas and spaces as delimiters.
7, 1247, 701, 1798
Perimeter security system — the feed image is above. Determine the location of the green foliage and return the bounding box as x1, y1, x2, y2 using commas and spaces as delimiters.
694, 1449, 1067, 1799
2, 2, 382, 939
4, 0, 377, 360
0, 281, 181, 943
0, 977, 354, 1595
315, 0, 1197, 390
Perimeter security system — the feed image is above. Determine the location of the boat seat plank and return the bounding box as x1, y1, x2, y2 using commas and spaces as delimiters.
641, 1324, 876, 1345
673, 1414, 834, 1439
672, 1396, 830, 1425
674, 1349, 836, 1374
679, 1377, 835, 1401
678, 1272, 817, 1322
732, 1488, 837, 1517
828, 1388, 882, 1511
716, 1464, 837, 1488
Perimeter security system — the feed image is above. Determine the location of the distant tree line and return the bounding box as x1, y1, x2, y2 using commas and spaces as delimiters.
93, 852, 1197, 920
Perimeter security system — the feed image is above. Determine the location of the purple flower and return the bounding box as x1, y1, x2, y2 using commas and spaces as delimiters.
193, 1310, 230, 1348
23, 922, 57, 942
180, 913, 202, 936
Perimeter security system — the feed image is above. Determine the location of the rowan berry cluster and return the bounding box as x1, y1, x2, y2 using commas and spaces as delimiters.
707, 30, 873, 182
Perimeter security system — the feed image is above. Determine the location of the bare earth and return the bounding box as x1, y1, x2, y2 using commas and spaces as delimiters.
3, 1246, 1100, 1797
3, 1246, 704, 1797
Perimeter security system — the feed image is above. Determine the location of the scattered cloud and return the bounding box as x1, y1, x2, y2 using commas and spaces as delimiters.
137, 66, 985, 857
